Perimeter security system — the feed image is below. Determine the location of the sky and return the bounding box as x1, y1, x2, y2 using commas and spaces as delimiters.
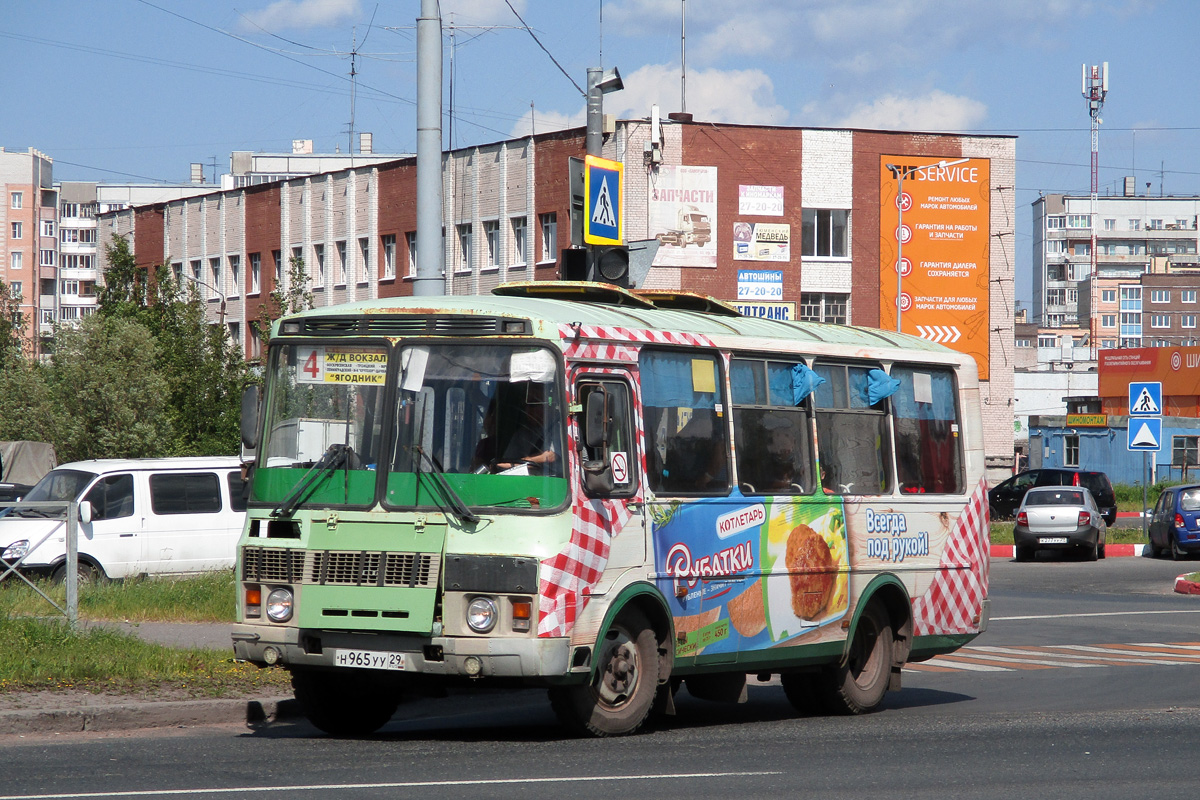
4, 0, 1199, 309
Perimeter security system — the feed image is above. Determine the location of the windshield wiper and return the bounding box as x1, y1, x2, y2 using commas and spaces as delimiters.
271, 444, 353, 518
414, 447, 480, 526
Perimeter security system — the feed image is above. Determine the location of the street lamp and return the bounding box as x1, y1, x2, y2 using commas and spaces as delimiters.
885, 157, 969, 332
178, 269, 226, 326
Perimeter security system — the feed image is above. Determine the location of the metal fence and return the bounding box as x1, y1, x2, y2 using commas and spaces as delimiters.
0, 500, 82, 629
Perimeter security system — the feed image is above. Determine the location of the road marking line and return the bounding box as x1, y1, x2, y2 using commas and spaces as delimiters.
907, 641, 1200, 673
993, 610, 1200, 622
0, 772, 784, 800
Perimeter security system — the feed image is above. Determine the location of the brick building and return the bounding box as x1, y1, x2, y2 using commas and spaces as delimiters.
100, 117, 1017, 475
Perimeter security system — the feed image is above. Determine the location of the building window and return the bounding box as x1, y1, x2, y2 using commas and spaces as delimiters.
1047, 216, 1065, 229
249, 253, 261, 295
336, 240, 348, 285
41, 220, 54, 238
801, 208, 849, 258
1183, 315, 1197, 329
60, 279, 79, 295
404, 232, 416, 277
1103, 218, 1115, 231
1102, 289, 1116, 303
272, 250, 283, 285
9, 281, 21, 299
1120, 286, 1142, 308
1129, 218, 1140, 231
1174, 436, 1200, 471
10, 252, 22, 271
1151, 289, 1171, 303
190, 259, 202, 286
1101, 339, 1117, 349
1046, 240, 1065, 255
312, 244, 325, 284
1184, 290, 1197, 303
1066, 214, 1091, 228
210, 257, 222, 298
539, 213, 557, 263
40, 309, 53, 325
228, 255, 240, 297
483, 220, 500, 268
1066, 288, 1078, 304
455, 224, 473, 272
1101, 314, 1116, 328
40, 249, 55, 267
1046, 288, 1065, 306
358, 237, 370, 283
1064, 435, 1080, 467
1038, 335, 1056, 348
79, 229, 96, 244
511, 217, 527, 266
1149, 219, 1164, 230
10, 192, 22, 209
382, 234, 396, 278
10, 222, 22, 240
1151, 314, 1170, 329
799, 293, 848, 324
1072, 243, 1091, 257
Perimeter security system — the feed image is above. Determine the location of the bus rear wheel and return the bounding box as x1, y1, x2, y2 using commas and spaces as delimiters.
820, 601, 894, 715
291, 668, 401, 736
549, 607, 660, 736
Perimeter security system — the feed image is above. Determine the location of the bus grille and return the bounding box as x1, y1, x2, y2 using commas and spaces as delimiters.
309, 550, 440, 588
241, 546, 307, 583
242, 546, 439, 588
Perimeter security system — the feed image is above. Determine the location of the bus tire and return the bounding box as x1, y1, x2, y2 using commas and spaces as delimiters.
549, 607, 659, 737
291, 668, 401, 736
821, 601, 894, 715
780, 671, 825, 715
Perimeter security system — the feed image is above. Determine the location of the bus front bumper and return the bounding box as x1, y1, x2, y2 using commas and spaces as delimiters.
231, 624, 570, 679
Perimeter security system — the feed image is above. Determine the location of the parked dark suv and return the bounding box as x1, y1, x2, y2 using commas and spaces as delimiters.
989, 468, 1117, 526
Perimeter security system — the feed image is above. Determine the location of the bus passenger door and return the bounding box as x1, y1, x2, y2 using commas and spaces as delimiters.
574, 371, 646, 571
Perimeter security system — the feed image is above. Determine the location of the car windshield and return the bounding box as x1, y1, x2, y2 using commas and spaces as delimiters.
1026, 489, 1084, 506
1180, 489, 1200, 511
20, 469, 96, 503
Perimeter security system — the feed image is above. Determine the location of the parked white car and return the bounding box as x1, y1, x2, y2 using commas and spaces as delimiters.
0, 457, 246, 582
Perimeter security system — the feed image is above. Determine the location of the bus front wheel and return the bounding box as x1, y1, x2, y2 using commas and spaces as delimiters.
821, 601, 894, 715
549, 607, 660, 736
291, 668, 401, 736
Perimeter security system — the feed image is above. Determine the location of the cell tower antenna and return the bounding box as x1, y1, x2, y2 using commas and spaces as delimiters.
1082, 61, 1108, 359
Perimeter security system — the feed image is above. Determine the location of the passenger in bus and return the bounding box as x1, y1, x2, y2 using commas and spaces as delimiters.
666, 409, 726, 490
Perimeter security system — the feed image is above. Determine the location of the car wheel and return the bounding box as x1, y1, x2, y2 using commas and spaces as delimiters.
1171, 533, 1188, 561
51, 560, 105, 585
1148, 535, 1163, 558
1014, 544, 1034, 562
1086, 537, 1099, 562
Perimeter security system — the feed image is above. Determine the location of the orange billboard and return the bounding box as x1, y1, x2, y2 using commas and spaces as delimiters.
1099, 346, 1200, 413
879, 157, 991, 380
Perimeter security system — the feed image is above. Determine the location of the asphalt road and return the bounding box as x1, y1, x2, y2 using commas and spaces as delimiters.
2, 555, 1200, 800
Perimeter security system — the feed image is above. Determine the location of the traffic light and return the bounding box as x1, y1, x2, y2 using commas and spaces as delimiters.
591, 245, 629, 286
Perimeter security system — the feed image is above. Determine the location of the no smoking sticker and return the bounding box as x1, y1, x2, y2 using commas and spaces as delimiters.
611, 451, 629, 484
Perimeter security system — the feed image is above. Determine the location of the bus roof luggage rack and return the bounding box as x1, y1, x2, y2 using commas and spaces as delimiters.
492, 281, 657, 309
633, 290, 743, 317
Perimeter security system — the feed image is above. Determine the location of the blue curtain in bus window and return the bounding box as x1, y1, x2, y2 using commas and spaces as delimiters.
890, 366, 962, 494
640, 351, 715, 409
866, 368, 901, 405
813, 364, 845, 408
790, 362, 824, 406
730, 360, 763, 405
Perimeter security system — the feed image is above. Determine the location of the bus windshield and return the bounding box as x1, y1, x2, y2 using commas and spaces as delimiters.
387, 343, 566, 511
252, 341, 568, 513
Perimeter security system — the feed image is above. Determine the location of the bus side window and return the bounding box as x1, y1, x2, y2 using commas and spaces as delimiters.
890, 366, 963, 494
640, 351, 729, 495
730, 358, 816, 495
577, 380, 636, 496
813, 362, 892, 495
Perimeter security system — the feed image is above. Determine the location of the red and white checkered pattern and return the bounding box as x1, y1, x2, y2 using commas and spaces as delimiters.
911, 477, 991, 637
557, 323, 715, 353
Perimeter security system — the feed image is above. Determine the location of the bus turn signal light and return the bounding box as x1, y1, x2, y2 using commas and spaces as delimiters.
512, 600, 532, 632
245, 586, 262, 618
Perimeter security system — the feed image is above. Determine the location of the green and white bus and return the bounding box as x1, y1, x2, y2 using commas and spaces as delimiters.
232, 282, 990, 736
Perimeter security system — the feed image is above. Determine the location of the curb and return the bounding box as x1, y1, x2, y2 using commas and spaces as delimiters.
1174, 574, 1200, 595
990, 544, 1148, 558
0, 696, 301, 736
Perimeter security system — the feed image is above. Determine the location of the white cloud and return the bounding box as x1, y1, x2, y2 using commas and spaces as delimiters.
612, 64, 788, 125
441, 0, 527, 26
508, 108, 586, 139
825, 90, 987, 132
240, 0, 361, 31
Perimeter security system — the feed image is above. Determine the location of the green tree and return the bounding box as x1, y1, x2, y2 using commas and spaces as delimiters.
0, 357, 56, 444
49, 315, 172, 462
0, 278, 26, 367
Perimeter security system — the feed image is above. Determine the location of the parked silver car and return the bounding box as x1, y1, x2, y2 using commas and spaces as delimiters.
1012, 485, 1107, 562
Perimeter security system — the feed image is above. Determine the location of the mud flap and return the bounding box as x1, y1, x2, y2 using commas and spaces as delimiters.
685, 673, 748, 704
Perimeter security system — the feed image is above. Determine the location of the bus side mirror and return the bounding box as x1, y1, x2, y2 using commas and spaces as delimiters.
585, 390, 608, 449
241, 385, 261, 450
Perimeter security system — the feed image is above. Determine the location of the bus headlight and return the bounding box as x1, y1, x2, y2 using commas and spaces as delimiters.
466, 597, 498, 633
2, 540, 29, 561
266, 588, 294, 622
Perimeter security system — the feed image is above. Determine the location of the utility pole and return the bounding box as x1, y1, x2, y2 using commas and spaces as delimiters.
1082, 62, 1108, 359
413, 0, 444, 296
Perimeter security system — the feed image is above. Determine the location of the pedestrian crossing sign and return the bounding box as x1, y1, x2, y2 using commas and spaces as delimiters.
1128, 382, 1162, 416
584, 154, 623, 245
